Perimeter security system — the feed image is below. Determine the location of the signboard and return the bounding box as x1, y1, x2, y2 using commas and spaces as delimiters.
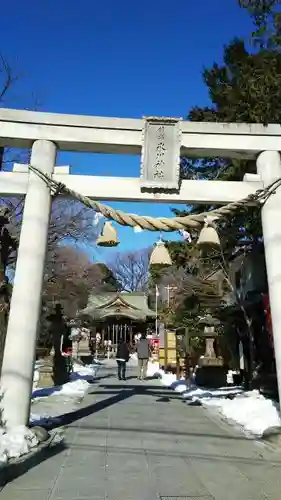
140, 117, 182, 191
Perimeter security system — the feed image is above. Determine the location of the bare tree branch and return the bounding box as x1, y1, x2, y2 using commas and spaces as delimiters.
43, 246, 110, 317
0, 53, 115, 323
156, 264, 224, 312
0, 53, 21, 104
2, 195, 101, 268
109, 248, 150, 292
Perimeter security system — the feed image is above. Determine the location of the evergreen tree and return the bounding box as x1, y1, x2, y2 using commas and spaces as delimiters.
239, 0, 281, 49
164, 1, 281, 379
173, 0, 281, 262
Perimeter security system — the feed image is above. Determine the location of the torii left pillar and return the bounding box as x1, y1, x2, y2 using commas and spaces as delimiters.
1, 140, 56, 427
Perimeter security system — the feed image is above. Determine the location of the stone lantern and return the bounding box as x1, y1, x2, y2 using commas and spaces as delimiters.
195, 313, 227, 387
198, 314, 223, 367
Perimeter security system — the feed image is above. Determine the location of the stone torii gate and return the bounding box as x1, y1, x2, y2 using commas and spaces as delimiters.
0, 108, 280, 427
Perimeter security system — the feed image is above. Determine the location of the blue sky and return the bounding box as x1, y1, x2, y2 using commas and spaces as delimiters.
1, 0, 253, 262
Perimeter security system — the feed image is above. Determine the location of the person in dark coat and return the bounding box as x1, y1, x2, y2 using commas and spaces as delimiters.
116, 339, 130, 380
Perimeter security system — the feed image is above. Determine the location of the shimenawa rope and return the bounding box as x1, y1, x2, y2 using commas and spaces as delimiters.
28, 165, 281, 232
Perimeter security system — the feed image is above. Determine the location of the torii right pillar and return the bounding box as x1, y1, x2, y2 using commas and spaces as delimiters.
257, 150, 281, 400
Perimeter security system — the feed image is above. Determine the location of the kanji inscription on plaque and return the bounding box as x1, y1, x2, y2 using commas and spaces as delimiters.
140, 116, 182, 191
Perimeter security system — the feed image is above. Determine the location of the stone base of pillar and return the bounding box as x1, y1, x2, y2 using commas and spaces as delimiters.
195, 366, 228, 388
198, 356, 224, 367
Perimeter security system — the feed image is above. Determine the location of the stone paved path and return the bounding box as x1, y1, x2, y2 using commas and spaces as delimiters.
2, 363, 281, 499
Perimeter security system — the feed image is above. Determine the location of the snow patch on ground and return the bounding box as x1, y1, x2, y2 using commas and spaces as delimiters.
29, 411, 63, 427
203, 390, 281, 438
129, 352, 138, 365
32, 362, 98, 399
31, 362, 99, 428
0, 426, 38, 466
0, 360, 100, 464
147, 359, 281, 438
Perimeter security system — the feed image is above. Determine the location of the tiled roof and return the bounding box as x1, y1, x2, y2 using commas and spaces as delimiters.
79, 291, 155, 321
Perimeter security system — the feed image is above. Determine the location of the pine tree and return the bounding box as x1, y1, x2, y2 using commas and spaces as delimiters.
173, 1, 281, 259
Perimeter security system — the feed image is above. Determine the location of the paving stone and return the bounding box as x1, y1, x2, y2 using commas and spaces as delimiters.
54, 497, 105, 500
6, 470, 58, 491
2, 364, 281, 500
234, 462, 281, 499
53, 481, 106, 499
0, 488, 52, 500
64, 450, 106, 467
190, 457, 267, 500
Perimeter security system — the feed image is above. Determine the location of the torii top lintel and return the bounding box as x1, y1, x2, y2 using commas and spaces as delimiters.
0, 107, 281, 159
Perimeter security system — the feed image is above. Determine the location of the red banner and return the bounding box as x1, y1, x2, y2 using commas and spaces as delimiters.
149, 338, 159, 348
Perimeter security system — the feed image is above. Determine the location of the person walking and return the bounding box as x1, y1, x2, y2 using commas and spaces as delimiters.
116, 338, 130, 381
137, 332, 150, 380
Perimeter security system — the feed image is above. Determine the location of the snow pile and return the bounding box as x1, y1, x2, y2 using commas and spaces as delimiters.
180, 381, 281, 438
0, 425, 38, 466
71, 362, 97, 381
53, 378, 90, 397
204, 390, 281, 437
161, 372, 177, 387
150, 362, 281, 438
183, 385, 243, 400
129, 352, 138, 364
146, 360, 160, 378
129, 354, 160, 368
0, 361, 101, 464
30, 412, 61, 427
33, 367, 40, 390
92, 358, 104, 365
32, 362, 98, 399
30, 360, 101, 429
33, 359, 47, 390
172, 380, 189, 394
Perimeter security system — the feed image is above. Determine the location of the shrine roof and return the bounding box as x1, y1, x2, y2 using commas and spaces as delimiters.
78, 291, 156, 321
